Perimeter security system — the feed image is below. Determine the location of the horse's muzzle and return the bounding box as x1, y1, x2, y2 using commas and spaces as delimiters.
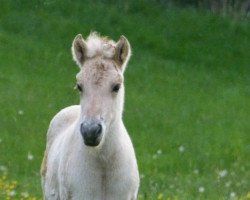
80, 120, 103, 146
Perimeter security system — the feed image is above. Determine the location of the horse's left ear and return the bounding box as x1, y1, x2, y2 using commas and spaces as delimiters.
114, 36, 131, 72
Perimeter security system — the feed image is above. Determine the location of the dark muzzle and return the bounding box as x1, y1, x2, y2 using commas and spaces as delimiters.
80, 121, 103, 146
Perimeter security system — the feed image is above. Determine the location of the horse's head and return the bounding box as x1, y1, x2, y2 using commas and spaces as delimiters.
71, 33, 131, 147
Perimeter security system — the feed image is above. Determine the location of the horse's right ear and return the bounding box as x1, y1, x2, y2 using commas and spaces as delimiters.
72, 34, 87, 67
114, 36, 131, 72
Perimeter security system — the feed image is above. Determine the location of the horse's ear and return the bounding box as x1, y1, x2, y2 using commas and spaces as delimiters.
72, 34, 87, 67
114, 36, 131, 71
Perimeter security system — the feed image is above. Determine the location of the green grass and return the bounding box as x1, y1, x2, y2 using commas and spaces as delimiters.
0, 1, 250, 199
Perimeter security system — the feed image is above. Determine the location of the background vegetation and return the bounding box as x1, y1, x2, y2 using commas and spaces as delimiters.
0, 0, 250, 199
162, 0, 250, 15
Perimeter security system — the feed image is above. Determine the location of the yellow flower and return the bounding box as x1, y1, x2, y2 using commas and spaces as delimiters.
157, 193, 164, 200
0, 175, 41, 200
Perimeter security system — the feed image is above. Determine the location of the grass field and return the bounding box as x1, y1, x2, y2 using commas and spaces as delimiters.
0, 1, 250, 199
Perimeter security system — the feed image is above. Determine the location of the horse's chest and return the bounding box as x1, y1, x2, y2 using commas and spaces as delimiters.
65, 155, 113, 199
59, 143, 136, 199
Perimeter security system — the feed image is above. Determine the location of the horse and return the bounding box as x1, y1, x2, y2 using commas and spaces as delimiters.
41, 32, 139, 200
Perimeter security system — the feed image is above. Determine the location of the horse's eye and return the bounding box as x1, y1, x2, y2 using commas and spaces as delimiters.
76, 84, 82, 92
112, 84, 120, 93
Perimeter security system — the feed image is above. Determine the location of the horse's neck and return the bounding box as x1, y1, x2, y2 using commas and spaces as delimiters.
87, 119, 125, 164
101, 118, 125, 151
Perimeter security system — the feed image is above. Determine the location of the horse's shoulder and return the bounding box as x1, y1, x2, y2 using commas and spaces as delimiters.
46, 105, 80, 145
41, 105, 80, 179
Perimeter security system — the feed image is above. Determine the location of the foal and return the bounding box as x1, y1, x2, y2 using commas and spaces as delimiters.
41, 33, 139, 200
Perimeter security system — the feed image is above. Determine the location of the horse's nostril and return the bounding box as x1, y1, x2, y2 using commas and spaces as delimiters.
80, 122, 103, 146
96, 124, 102, 136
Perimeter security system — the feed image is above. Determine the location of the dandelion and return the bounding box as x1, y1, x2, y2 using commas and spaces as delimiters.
0, 165, 7, 173
193, 169, 199, 175
153, 149, 162, 159
0, 175, 39, 199
9, 190, 16, 196
156, 149, 162, 155
140, 174, 145, 179
0, 165, 7, 171
218, 169, 228, 178
230, 192, 236, 198
27, 152, 34, 160
246, 192, 250, 198
198, 186, 205, 193
178, 145, 185, 153
18, 110, 24, 115
21, 191, 29, 198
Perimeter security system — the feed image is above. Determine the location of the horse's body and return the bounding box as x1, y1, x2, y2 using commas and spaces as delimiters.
41, 33, 139, 200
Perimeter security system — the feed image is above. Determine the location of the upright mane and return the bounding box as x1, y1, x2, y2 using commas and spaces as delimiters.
85, 32, 116, 58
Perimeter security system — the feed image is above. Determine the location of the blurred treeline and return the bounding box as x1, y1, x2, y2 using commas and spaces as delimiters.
159, 0, 250, 15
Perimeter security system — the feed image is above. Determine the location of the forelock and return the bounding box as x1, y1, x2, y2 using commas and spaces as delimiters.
85, 32, 116, 59
81, 59, 121, 86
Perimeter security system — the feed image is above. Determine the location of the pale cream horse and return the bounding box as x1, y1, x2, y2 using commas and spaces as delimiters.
41, 32, 139, 200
